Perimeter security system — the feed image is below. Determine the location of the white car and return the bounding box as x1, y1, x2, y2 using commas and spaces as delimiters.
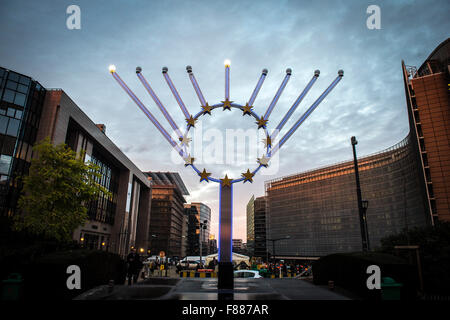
234, 270, 262, 279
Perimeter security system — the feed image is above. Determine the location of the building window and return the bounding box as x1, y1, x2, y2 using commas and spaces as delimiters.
0, 155, 12, 175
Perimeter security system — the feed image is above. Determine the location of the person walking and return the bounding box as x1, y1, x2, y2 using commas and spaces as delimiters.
126, 248, 142, 285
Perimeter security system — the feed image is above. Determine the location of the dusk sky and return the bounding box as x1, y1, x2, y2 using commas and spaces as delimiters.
1, 0, 449, 242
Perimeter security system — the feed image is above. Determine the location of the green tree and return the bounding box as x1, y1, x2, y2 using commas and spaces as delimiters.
13, 138, 111, 242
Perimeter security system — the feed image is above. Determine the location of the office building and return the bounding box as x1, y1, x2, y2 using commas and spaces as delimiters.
246, 195, 255, 256
246, 195, 267, 259
0, 67, 152, 257
145, 172, 189, 258
232, 239, 243, 252
254, 196, 267, 259
184, 203, 200, 256
402, 38, 450, 223
190, 202, 211, 255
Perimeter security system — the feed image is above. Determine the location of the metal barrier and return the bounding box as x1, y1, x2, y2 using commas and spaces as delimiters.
179, 271, 217, 278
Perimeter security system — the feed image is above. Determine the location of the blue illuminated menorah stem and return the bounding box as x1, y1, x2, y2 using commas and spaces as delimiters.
270, 71, 343, 156
111, 71, 185, 157
137, 70, 183, 139
271, 71, 320, 140
248, 69, 267, 107
162, 68, 191, 120
219, 184, 233, 263
263, 69, 291, 121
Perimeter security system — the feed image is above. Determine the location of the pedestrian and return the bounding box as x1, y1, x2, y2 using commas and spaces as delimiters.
207, 258, 215, 270
126, 248, 142, 285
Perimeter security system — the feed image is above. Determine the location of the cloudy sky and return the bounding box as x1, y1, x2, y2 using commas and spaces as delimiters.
1, 0, 449, 242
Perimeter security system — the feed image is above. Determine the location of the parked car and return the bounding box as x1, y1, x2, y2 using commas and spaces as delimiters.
177, 257, 205, 270
234, 270, 262, 279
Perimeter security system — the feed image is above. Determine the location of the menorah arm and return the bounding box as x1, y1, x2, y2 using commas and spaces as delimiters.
162, 67, 191, 120
136, 69, 183, 139
187, 66, 207, 107
111, 70, 185, 157
270, 71, 343, 156
263, 68, 291, 121
247, 69, 268, 107
271, 70, 320, 140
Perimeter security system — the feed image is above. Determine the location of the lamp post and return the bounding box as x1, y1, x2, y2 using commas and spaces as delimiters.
351, 136, 370, 252
199, 220, 207, 268
361, 200, 370, 251
267, 236, 290, 262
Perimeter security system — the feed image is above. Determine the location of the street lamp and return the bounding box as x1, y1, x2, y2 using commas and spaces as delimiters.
351, 136, 370, 252
199, 220, 207, 268
361, 200, 370, 251
267, 235, 290, 263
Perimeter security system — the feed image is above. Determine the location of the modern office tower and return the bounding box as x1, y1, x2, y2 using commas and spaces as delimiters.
0, 67, 46, 217
144, 172, 189, 258
190, 202, 211, 255
254, 196, 267, 260
184, 203, 200, 256
247, 195, 267, 259
246, 195, 255, 257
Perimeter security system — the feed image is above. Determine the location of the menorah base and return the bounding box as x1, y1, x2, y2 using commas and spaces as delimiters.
218, 262, 234, 290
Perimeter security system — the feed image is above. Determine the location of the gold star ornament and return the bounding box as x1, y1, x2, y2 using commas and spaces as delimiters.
199, 168, 211, 182
201, 103, 212, 115
221, 99, 233, 111
186, 115, 197, 127
241, 169, 254, 183
242, 103, 253, 116
220, 174, 233, 187
256, 116, 268, 129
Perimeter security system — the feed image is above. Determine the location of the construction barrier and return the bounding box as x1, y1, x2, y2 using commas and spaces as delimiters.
179, 271, 217, 278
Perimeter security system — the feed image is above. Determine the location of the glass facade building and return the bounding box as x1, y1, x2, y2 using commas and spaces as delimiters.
265, 134, 429, 257
0, 67, 46, 217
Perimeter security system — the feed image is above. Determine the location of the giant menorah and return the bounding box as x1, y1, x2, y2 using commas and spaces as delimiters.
109, 61, 343, 289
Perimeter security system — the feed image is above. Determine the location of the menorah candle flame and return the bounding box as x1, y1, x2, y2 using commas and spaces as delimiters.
109, 61, 343, 289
